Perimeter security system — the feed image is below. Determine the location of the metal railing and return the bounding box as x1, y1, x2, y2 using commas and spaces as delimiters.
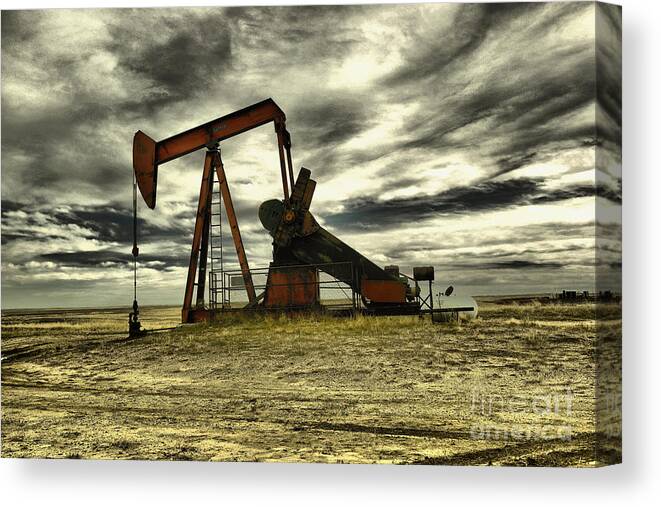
209, 261, 358, 314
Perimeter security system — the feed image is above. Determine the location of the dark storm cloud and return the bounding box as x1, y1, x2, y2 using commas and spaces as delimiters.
381, 223, 610, 273
1, 3, 621, 307
494, 152, 538, 178
531, 184, 622, 205
53, 204, 194, 244
0, 1, 608, 194
596, 3, 622, 145
286, 93, 377, 177
382, 2, 548, 88
382, 4, 491, 88
1, 2, 600, 201
457, 260, 565, 271
325, 178, 620, 231
224, 5, 364, 65
105, 12, 233, 114
1, 200, 191, 245
385, 245, 587, 270
39, 250, 186, 270
0, 5, 370, 205
375, 1, 599, 179
1, 197, 266, 269
379, 176, 428, 195
325, 178, 540, 230
394, 48, 596, 160
2, 9, 235, 120
290, 97, 371, 151
0, 232, 65, 246
595, 0, 621, 215
384, 231, 600, 260
1, 8, 237, 206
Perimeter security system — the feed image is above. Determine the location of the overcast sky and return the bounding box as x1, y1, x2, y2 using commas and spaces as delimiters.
1, 2, 621, 309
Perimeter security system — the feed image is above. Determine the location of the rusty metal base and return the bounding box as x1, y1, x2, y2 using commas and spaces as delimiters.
182, 307, 214, 323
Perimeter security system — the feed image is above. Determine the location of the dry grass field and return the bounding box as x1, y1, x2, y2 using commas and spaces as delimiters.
1, 301, 621, 466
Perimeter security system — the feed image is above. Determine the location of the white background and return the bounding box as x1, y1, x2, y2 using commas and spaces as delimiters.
1, 0, 659, 505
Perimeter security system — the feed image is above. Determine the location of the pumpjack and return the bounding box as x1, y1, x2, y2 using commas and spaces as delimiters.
132, 98, 437, 324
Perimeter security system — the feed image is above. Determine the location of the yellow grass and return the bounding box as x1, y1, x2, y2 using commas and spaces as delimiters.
1, 302, 621, 465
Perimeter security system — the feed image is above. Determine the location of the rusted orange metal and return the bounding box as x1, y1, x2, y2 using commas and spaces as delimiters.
133, 99, 293, 322
132, 130, 158, 209
264, 265, 319, 308
213, 151, 257, 305
182, 151, 214, 323
157, 99, 285, 165
186, 308, 212, 323
361, 279, 406, 303
195, 167, 214, 307
133, 98, 287, 210
272, 168, 317, 247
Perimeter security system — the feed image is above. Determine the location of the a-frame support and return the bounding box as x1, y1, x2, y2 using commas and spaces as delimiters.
182, 146, 256, 323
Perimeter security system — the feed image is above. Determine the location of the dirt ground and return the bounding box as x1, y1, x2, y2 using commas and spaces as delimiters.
1, 301, 621, 466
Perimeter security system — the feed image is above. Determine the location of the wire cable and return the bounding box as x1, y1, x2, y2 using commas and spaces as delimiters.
132, 171, 138, 302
